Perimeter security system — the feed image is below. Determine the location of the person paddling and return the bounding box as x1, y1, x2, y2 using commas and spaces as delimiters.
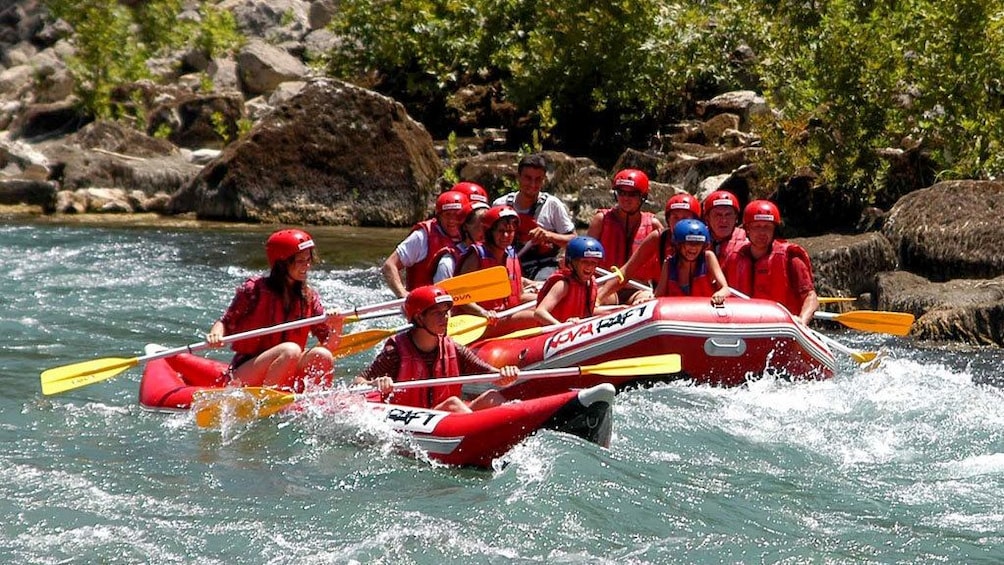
382, 190, 471, 297
433, 189, 489, 282
354, 285, 519, 413
726, 200, 819, 325
206, 229, 342, 391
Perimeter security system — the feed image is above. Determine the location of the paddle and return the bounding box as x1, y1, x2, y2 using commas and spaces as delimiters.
813, 310, 914, 337
193, 353, 682, 427
448, 301, 538, 346
40, 266, 512, 395
818, 296, 858, 304
331, 324, 412, 358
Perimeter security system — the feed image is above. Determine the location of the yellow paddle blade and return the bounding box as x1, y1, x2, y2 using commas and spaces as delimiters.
818, 296, 858, 304
40, 357, 139, 395
580, 354, 682, 377
441, 266, 511, 305
850, 350, 879, 364
192, 387, 295, 428
447, 314, 488, 346
333, 328, 399, 358
832, 311, 914, 337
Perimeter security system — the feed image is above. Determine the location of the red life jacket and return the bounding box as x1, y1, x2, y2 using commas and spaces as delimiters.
713, 227, 747, 273
726, 239, 814, 315
660, 254, 715, 297
406, 219, 461, 290
226, 277, 324, 356
536, 268, 597, 322
390, 333, 461, 408
462, 243, 523, 310
597, 209, 660, 280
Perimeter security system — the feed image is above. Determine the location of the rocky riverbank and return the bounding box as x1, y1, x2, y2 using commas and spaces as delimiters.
3, 1, 1003, 347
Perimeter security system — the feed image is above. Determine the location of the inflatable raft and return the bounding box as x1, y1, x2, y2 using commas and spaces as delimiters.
139, 349, 615, 468
472, 296, 837, 400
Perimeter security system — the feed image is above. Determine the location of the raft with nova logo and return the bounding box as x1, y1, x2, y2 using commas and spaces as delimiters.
469, 296, 837, 400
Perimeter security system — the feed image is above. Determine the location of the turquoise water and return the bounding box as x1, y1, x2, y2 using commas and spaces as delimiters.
2, 217, 1003, 564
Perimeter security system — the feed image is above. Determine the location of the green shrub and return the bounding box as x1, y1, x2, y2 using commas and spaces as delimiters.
46, 0, 243, 120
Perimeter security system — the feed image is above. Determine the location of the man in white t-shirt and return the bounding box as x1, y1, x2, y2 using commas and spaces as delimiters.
492, 153, 576, 280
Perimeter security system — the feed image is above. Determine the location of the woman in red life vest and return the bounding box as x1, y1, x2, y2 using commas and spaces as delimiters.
206, 229, 342, 391
456, 205, 538, 336
354, 285, 519, 413
599, 191, 702, 304
726, 200, 819, 325
654, 219, 730, 305
535, 236, 610, 325
702, 189, 747, 273
381, 190, 471, 297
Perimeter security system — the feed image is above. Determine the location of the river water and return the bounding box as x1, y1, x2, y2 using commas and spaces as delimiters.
2, 215, 1003, 564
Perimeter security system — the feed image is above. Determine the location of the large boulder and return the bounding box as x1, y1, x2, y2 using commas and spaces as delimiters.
883, 180, 1004, 281
799, 232, 897, 301
876, 271, 1004, 346
168, 78, 443, 225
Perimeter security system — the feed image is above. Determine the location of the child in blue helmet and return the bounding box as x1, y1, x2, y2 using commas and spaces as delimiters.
534, 236, 608, 324
655, 219, 730, 304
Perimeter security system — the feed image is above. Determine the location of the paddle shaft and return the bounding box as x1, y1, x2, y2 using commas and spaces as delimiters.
596, 267, 651, 292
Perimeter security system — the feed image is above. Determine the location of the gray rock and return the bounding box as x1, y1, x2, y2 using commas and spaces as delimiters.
883, 180, 1004, 281
168, 78, 443, 226
236, 39, 309, 96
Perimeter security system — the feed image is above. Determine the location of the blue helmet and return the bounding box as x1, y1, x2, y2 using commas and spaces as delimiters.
566, 236, 605, 261
672, 219, 711, 245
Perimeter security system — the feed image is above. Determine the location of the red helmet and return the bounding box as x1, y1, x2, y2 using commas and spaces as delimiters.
481, 205, 519, 231
436, 190, 472, 217
701, 190, 741, 217
664, 193, 701, 221
451, 182, 489, 209
403, 284, 454, 320
612, 169, 650, 197
743, 199, 782, 226
265, 229, 315, 268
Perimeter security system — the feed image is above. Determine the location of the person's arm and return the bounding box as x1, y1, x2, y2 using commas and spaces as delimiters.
798, 290, 820, 326
654, 258, 671, 297
381, 251, 408, 298
207, 280, 254, 347
534, 279, 568, 325
789, 256, 819, 325
354, 341, 399, 393
705, 250, 730, 305
585, 211, 604, 239
433, 254, 454, 284
381, 230, 428, 298
529, 197, 576, 248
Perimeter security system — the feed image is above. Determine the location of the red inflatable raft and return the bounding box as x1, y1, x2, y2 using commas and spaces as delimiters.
139, 348, 615, 468
469, 296, 837, 400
